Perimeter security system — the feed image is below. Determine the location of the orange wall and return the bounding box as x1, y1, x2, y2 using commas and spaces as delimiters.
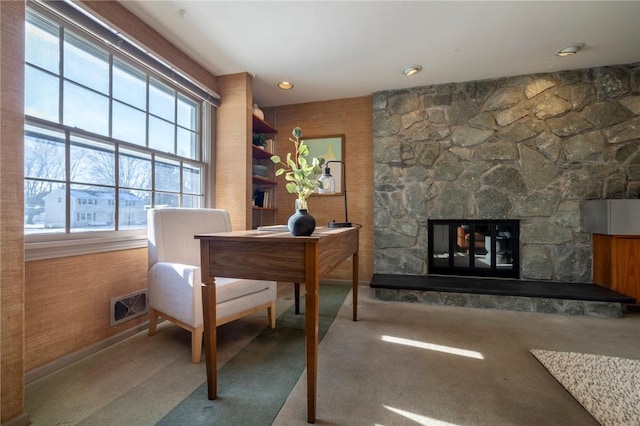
1, 1, 26, 422
24, 249, 148, 371
215, 73, 253, 230
266, 97, 374, 282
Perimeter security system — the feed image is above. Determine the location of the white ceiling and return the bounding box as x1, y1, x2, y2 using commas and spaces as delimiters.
118, 1, 640, 108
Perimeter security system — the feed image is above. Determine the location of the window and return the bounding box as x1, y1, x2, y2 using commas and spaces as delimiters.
24, 3, 212, 251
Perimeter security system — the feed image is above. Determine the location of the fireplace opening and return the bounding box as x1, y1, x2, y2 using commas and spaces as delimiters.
428, 219, 520, 278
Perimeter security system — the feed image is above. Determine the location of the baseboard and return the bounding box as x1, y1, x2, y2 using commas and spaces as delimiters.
24, 321, 151, 385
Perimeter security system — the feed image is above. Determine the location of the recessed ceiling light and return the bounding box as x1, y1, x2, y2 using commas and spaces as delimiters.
278, 81, 293, 90
556, 43, 585, 57
402, 65, 422, 76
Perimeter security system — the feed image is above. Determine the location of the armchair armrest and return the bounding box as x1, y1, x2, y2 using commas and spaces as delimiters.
148, 262, 202, 327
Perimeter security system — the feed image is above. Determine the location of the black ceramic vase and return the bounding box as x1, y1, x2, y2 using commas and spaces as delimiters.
287, 209, 316, 236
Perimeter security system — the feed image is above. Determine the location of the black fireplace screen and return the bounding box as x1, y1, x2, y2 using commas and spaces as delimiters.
428, 219, 520, 278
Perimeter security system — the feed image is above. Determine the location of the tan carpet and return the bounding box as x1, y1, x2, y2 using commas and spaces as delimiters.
531, 349, 640, 426
25, 284, 640, 425
274, 288, 640, 425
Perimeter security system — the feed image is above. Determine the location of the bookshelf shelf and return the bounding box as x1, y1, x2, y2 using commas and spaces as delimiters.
252, 175, 277, 185
252, 145, 273, 160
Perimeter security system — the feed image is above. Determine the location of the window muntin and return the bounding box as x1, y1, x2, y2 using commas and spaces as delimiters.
24, 7, 207, 238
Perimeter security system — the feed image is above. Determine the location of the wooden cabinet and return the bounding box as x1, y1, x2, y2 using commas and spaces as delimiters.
251, 115, 277, 228
592, 234, 640, 303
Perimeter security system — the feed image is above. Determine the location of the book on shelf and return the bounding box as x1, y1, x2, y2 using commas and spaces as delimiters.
254, 191, 264, 207
254, 190, 271, 208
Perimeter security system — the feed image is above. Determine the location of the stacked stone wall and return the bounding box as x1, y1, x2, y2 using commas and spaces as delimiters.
373, 63, 640, 281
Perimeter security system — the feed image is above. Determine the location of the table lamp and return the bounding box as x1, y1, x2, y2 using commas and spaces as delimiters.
318, 160, 352, 228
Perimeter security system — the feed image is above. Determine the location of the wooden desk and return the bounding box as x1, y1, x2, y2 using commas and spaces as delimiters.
195, 227, 359, 423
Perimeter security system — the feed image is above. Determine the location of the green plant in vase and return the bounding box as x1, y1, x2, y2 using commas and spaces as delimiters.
271, 127, 324, 235
270, 127, 324, 211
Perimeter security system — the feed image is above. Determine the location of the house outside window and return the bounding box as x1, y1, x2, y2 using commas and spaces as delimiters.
24, 2, 215, 256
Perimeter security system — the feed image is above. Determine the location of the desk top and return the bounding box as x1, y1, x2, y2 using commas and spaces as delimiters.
195, 226, 357, 242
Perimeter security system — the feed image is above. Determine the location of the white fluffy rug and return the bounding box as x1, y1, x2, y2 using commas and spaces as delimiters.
531, 349, 640, 426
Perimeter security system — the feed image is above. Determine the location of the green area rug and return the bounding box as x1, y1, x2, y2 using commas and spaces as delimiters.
157, 283, 351, 426
531, 349, 640, 425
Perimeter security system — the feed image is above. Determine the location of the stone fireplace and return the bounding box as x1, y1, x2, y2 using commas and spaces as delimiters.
373, 63, 640, 283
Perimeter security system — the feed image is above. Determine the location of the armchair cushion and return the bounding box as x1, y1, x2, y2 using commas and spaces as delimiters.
148, 261, 274, 328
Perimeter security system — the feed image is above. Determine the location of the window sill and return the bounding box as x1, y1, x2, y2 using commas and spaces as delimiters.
25, 232, 148, 261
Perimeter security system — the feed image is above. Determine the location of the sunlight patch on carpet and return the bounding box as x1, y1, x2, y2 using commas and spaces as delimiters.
531, 349, 640, 426
383, 405, 461, 425
382, 335, 484, 359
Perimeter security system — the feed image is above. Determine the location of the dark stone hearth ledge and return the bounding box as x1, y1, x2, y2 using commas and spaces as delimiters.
370, 274, 635, 304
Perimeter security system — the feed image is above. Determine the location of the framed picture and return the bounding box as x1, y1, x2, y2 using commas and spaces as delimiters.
302, 134, 345, 195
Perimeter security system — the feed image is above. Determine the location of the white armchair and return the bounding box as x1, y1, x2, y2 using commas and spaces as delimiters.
147, 208, 277, 363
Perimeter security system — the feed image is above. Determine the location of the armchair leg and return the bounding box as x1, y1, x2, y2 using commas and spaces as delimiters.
192, 326, 204, 364
148, 308, 159, 336
268, 300, 276, 329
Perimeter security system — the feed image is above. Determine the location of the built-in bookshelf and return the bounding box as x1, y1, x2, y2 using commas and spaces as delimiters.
252, 115, 277, 228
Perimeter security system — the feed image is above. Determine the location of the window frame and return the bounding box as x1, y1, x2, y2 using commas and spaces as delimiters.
24, 1, 216, 261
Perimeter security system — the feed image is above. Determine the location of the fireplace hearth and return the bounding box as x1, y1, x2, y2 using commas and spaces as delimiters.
369, 273, 634, 318
428, 219, 520, 278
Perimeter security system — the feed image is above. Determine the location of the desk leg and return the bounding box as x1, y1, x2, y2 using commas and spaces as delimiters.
305, 244, 320, 423
352, 252, 359, 321
294, 282, 300, 314
202, 276, 217, 400
305, 283, 319, 423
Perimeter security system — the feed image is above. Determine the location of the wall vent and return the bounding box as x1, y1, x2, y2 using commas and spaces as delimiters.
110, 289, 149, 327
